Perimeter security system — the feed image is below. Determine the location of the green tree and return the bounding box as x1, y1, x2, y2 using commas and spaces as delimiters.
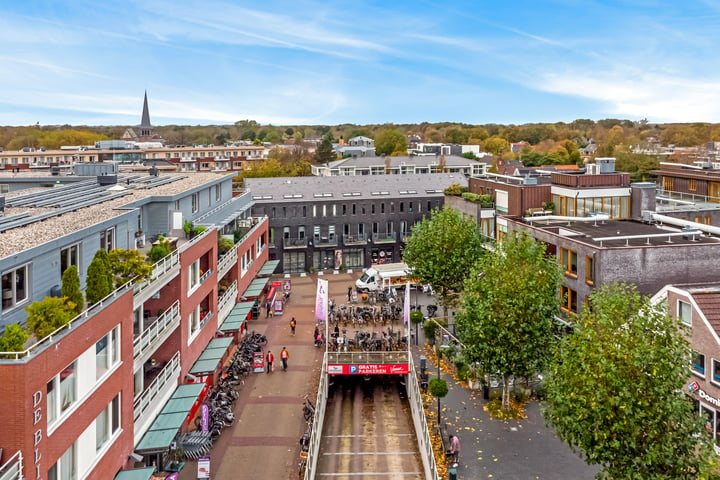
428, 377, 448, 426
314, 133, 336, 166
374, 128, 407, 156
61, 265, 83, 315
482, 136, 510, 156
0, 323, 29, 356
544, 283, 716, 479
403, 207, 484, 316
86, 250, 114, 305
444, 127, 470, 144
456, 233, 563, 412
26, 296, 77, 339
108, 249, 153, 287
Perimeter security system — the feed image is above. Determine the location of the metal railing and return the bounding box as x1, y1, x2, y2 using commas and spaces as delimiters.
655, 188, 720, 211
406, 354, 439, 480
0, 282, 133, 361
179, 226, 213, 253
217, 247, 238, 278
133, 250, 180, 300
372, 232, 397, 243
0, 450, 23, 480
326, 351, 409, 365
342, 233, 368, 244
217, 281, 238, 324
314, 236, 338, 247
133, 300, 180, 361
284, 237, 308, 248
133, 351, 180, 422
303, 354, 330, 480
199, 268, 214, 285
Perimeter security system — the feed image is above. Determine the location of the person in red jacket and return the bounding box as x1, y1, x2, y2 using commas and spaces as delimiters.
266, 350, 275, 374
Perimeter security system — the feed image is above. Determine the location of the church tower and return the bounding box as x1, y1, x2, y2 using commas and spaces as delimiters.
139, 90, 153, 138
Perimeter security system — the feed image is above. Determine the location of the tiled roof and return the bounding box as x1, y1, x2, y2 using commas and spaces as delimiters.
690, 286, 720, 334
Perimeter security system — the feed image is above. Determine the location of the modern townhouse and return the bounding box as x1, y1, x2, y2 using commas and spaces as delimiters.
311, 155, 488, 177
244, 173, 467, 273
0, 164, 271, 479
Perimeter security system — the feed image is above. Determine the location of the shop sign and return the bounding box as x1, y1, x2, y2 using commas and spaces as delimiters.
197, 456, 211, 479
699, 389, 720, 408
327, 364, 409, 375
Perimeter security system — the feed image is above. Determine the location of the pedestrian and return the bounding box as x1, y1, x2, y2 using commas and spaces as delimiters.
266, 350, 275, 374
266, 301, 271, 318
280, 347, 289, 371
290, 317, 296, 336
348, 286, 352, 302
449, 434, 460, 464
314, 325, 319, 342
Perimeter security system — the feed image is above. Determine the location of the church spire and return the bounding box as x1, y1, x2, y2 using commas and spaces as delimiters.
140, 90, 152, 137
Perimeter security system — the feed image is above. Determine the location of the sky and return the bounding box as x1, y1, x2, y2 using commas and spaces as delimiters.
2, 0, 720, 127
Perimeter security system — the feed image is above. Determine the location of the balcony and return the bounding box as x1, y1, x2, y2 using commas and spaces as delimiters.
313, 235, 338, 247
199, 268, 214, 285
284, 237, 308, 249
133, 300, 181, 371
217, 246, 238, 278
372, 232, 397, 243
217, 280, 238, 326
343, 233, 368, 245
134, 351, 181, 444
0, 450, 23, 480
133, 251, 180, 309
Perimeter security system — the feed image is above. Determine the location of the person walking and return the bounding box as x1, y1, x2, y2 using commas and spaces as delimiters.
347, 286, 352, 302
266, 350, 275, 374
280, 347, 289, 371
266, 300, 271, 318
290, 317, 296, 336
314, 325, 320, 342
449, 434, 460, 464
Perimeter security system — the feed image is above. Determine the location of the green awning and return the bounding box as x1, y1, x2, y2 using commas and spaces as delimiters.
114, 467, 155, 480
135, 383, 206, 453
188, 336, 233, 375
240, 277, 270, 299
219, 302, 253, 332
257, 259, 280, 277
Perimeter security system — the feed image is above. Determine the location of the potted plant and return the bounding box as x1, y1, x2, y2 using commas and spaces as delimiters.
183, 220, 193, 238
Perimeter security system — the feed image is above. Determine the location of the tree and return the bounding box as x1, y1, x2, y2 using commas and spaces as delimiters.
61, 265, 83, 315
374, 128, 407, 156
26, 296, 78, 339
403, 207, 484, 316
482, 136, 509, 156
444, 127, 470, 144
428, 377, 448, 426
86, 250, 114, 305
456, 233, 563, 412
0, 323, 29, 356
544, 283, 716, 479
108, 249, 153, 287
314, 133, 336, 166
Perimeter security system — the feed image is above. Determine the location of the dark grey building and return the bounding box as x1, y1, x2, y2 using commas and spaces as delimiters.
245, 174, 468, 273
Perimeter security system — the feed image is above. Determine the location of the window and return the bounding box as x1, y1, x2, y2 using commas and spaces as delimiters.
96, 327, 120, 379
400, 202, 404, 212
585, 256, 594, 285
560, 286, 577, 313
713, 359, 720, 385
189, 260, 200, 291
192, 193, 199, 213
352, 204, 356, 215
559, 248, 578, 276
302, 206, 307, 217
47, 361, 77, 425
60, 244, 79, 274
48, 442, 76, 480
381, 203, 385, 214
693, 351, 706, 376
679, 300, 692, 327
2, 265, 28, 311
298, 226, 305, 239
689, 179, 697, 192
215, 184, 221, 201
189, 305, 201, 337
100, 227, 115, 252
95, 394, 120, 452
322, 205, 327, 217
371, 204, 376, 214
342, 204, 347, 215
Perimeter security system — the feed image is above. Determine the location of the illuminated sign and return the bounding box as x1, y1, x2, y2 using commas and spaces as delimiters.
326, 364, 409, 375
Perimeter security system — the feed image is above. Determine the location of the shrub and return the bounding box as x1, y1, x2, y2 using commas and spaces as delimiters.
428, 378, 448, 398
218, 236, 234, 254
108, 249, 153, 286
26, 296, 77, 339
183, 220, 193, 235
0, 323, 29, 356
147, 242, 171, 263
443, 183, 466, 196
86, 250, 113, 305
61, 265, 83, 315
410, 311, 424, 325
193, 225, 207, 235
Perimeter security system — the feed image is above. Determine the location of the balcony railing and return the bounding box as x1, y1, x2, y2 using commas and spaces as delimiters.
134, 351, 180, 423
313, 235, 338, 247
133, 251, 180, 307
372, 232, 397, 243
133, 300, 180, 365
343, 233, 368, 245
217, 247, 238, 278
0, 450, 23, 480
284, 237, 308, 248
199, 268, 214, 286
217, 280, 238, 326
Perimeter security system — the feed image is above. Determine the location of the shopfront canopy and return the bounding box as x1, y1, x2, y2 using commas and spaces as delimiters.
219, 301, 253, 333
240, 277, 269, 299
257, 259, 280, 277
188, 336, 233, 376
113, 468, 155, 480
135, 383, 205, 453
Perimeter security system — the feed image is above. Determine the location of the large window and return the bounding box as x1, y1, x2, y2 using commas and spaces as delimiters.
60, 244, 79, 274
283, 252, 306, 274
48, 442, 76, 480
191, 193, 199, 213
2, 265, 28, 311
96, 327, 120, 380
559, 248, 578, 276
585, 256, 594, 285
47, 361, 77, 425
95, 394, 120, 452
189, 305, 201, 338
692, 351, 706, 376
100, 228, 115, 252
679, 300, 692, 326
188, 260, 200, 291
560, 286, 577, 313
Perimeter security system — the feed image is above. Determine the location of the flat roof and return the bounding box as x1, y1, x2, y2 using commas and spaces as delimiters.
520, 217, 720, 248
188, 336, 233, 375
219, 301, 253, 332
0, 172, 230, 259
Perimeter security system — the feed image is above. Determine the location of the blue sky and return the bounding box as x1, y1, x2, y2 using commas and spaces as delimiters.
1, 0, 720, 126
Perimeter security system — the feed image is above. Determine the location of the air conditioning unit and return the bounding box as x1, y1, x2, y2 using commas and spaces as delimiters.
586, 163, 599, 175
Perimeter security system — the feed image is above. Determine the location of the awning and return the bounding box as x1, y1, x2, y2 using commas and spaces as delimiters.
135, 383, 206, 453
114, 468, 155, 480
188, 336, 234, 376
240, 277, 270, 299
257, 259, 280, 277
219, 302, 253, 332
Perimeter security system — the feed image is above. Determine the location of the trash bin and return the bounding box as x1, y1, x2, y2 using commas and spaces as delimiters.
448, 464, 457, 480
420, 355, 427, 373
